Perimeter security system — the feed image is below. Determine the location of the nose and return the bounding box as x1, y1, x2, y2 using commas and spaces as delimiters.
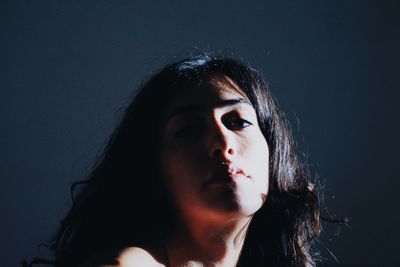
208, 121, 236, 160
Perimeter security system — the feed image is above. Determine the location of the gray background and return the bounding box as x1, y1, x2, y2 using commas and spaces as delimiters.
1, 0, 399, 266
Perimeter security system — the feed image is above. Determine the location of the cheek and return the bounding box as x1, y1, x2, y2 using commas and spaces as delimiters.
161, 148, 205, 199
256, 141, 269, 173
243, 135, 269, 191
162, 151, 185, 186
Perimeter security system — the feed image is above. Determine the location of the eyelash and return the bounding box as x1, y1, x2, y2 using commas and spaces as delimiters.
225, 117, 253, 130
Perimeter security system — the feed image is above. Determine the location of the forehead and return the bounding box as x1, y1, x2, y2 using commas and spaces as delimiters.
167, 75, 249, 111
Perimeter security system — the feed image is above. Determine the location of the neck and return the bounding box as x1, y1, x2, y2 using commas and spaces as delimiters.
165, 213, 252, 267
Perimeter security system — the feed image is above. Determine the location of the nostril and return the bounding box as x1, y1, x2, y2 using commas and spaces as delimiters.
213, 148, 222, 157
211, 147, 235, 160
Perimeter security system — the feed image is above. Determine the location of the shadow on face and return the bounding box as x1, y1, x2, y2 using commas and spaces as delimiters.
159, 75, 270, 223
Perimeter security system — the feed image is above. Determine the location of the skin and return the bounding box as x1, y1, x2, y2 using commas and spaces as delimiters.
159, 75, 270, 267
100, 76, 270, 267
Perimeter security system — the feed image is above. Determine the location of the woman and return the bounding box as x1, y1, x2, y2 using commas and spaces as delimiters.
26, 55, 321, 267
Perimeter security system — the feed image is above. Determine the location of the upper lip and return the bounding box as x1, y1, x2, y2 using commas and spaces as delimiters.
206, 163, 248, 184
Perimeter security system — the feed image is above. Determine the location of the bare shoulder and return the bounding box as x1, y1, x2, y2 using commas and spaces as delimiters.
117, 247, 165, 267
79, 247, 165, 267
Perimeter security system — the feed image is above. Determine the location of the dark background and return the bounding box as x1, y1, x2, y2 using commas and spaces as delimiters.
1, 1, 399, 266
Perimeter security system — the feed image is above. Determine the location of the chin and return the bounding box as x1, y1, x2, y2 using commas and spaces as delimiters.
202, 184, 267, 217
210, 194, 266, 219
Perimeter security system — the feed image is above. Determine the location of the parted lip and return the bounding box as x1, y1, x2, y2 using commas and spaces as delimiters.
206, 163, 249, 185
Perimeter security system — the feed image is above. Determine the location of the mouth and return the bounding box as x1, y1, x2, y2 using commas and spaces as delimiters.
206, 164, 249, 185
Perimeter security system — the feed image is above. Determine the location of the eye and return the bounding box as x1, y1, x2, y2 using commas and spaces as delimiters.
224, 115, 253, 130
174, 123, 206, 139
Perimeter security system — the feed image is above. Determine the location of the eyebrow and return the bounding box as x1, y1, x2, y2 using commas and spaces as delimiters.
164, 98, 254, 126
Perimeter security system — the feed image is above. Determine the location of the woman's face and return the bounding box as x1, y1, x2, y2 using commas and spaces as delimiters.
160, 76, 269, 222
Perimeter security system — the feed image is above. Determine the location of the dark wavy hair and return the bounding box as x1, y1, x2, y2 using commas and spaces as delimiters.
25, 55, 321, 267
